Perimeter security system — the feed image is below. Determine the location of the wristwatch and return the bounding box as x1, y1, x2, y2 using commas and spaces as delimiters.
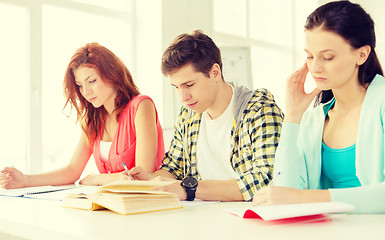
181, 176, 198, 201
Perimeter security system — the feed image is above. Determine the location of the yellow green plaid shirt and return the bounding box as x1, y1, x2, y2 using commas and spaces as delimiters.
160, 86, 283, 201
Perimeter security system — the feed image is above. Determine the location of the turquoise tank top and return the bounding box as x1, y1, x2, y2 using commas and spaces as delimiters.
321, 99, 361, 188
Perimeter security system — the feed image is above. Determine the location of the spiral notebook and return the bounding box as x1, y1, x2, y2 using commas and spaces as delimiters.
0, 185, 77, 199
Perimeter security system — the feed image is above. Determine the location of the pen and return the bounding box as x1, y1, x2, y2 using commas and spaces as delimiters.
268, 172, 281, 186
122, 163, 134, 180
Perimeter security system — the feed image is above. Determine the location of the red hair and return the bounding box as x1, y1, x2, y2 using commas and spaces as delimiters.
63, 42, 140, 145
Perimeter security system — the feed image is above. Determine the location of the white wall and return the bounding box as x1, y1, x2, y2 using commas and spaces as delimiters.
160, 0, 214, 128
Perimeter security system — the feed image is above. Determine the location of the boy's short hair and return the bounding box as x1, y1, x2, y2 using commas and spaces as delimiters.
161, 30, 223, 78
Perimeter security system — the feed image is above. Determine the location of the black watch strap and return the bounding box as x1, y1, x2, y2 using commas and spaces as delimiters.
181, 177, 198, 201
185, 187, 196, 201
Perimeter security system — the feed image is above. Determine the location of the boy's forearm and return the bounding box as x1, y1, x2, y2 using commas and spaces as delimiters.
196, 179, 244, 201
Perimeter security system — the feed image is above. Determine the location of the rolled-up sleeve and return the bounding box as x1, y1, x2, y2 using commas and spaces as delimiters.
235, 99, 283, 201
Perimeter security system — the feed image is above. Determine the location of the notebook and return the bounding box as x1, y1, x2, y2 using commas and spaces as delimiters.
225, 202, 355, 221
0, 185, 78, 199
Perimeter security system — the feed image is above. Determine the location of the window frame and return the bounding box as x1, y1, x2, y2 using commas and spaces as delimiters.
0, 0, 135, 173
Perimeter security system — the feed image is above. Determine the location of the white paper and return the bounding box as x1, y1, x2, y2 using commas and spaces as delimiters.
0, 185, 78, 198
225, 202, 355, 221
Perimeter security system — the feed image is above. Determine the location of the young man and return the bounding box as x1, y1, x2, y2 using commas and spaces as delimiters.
129, 30, 283, 201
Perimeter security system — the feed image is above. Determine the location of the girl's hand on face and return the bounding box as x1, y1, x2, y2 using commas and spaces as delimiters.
0, 167, 27, 189
284, 63, 321, 124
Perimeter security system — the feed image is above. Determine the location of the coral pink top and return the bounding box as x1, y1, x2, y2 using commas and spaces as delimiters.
93, 95, 165, 173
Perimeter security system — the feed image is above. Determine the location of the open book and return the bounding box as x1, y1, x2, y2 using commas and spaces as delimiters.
62, 180, 183, 215
225, 202, 355, 221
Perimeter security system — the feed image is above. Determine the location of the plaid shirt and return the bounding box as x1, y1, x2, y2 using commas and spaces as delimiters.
160, 86, 283, 201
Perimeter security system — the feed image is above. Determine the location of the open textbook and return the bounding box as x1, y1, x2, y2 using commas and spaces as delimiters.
62, 180, 183, 215
225, 202, 355, 221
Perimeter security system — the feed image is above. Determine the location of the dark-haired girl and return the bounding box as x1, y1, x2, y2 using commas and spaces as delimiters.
253, 1, 385, 213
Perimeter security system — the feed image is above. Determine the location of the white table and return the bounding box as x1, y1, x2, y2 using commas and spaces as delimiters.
0, 196, 384, 240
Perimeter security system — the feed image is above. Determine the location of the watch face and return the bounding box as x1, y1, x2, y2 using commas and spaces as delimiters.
183, 177, 197, 188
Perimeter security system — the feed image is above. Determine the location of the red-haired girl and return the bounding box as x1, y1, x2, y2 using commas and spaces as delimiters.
0, 43, 165, 188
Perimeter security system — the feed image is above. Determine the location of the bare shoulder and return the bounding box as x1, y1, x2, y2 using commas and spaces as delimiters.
137, 98, 155, 112
135, 98, 156, 124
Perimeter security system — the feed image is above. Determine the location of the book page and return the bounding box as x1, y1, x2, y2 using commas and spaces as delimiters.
181, 199, 220, 207
0, 185, 78, 198
29, 185, 99, 201
98, 180, 176, 191
63, 180, 183, 214
225, 202, 355, 221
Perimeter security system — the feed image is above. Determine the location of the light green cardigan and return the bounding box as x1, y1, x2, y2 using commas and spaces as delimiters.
274, 74, 385, 213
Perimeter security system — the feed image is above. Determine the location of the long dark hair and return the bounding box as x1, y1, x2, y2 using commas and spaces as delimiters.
305, 1, 383, 105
